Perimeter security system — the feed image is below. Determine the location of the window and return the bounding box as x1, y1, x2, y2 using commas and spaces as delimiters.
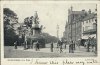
85, 26, 89, 31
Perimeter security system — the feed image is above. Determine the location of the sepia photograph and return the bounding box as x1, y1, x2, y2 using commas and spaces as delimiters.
2, 2, 97, 58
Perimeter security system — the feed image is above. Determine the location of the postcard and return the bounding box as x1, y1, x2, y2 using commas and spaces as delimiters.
0, 1, 100, 65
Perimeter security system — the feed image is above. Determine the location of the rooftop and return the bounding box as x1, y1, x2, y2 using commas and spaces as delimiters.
82, 13, 96, 21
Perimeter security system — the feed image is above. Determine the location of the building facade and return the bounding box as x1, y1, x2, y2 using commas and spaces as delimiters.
63, 6, 97, 44
82, 9, 97, 39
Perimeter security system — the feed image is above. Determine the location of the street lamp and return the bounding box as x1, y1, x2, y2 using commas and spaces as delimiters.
57, 24, 59, 48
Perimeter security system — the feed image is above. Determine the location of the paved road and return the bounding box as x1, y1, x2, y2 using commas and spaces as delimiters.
4, 45, 96, 58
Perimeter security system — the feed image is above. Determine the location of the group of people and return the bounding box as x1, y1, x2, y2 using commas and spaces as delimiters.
50, 39, 76, 53
84, 37, 96, 52
14, 40, 40, 51
50, 41, 63, 53
23, 40, 40, 51
14, 36, 96, 54
69, 41, 76, 53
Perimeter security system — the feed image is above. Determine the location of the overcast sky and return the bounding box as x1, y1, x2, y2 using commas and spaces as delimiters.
3, 3, 96, 38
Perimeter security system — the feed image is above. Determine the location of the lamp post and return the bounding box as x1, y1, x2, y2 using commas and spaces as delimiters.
57, 24, 59, 48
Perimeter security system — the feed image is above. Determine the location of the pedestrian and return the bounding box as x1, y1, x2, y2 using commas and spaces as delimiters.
60, 41, 63, 53
72, 41, 74, 53
77, 39, 81, 49
84, 40, 87, 48
69, 41, 74, 53
73, 41, 75, 50
91, 37, 95, 52
31, 40, 33, 49
69, 40, 71, 53
35, 41, 38, 51
50, 42, 53, 52
57, 42, 59, 48
35, 41, 39, 51
65, 43, 66, 49
87, 37, 91, 52
37, 41, 40, 51
23, 40, 27, 50
14, 41, 17, 49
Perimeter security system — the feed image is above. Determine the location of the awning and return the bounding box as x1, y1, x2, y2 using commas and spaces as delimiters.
81, 36, 89, 39
83, 29, 96, 34
81, 34, 96, 39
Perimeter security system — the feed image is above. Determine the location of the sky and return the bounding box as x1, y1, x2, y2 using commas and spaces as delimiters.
3, 2, 96, 38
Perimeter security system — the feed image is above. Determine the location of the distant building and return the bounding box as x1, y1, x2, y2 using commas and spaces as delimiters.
63, 6, 97, 44
64, 6, 86, 42
63, 22, 69, 42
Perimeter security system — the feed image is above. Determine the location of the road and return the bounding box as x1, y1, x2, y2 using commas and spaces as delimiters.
4, 44, 97, 58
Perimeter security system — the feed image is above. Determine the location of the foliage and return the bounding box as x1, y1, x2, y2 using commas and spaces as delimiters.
4, 8, 17, 17
4, 8, 18, 46
41, 33, 58, 43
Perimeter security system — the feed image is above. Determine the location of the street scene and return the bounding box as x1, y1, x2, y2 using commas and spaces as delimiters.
4, 3, 97, 58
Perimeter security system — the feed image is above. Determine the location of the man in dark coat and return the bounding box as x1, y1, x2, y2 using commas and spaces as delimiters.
51, 42, 54, 52
87, 37, 91, 52
14, 41, 17, 49
36, 41, 40, 51
59, 40, 63, 53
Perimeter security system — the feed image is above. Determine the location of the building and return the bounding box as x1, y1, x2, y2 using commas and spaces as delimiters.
63, 22, 69, 42
63, 6, 97, 45
82, 9, 97, 40
63, 6, 86, 42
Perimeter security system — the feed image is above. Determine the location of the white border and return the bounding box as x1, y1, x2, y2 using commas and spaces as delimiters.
1, 1, 100, 65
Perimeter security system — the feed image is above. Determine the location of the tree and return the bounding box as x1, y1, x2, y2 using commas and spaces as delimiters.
24, 16, 33, 28
4, 8, 18, 46
41, 33, 58, 43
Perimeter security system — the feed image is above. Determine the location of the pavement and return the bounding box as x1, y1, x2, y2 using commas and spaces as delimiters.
4, 45, 97, 58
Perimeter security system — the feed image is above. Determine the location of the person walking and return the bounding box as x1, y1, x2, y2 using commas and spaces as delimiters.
37, 41, 40, 51
23, 40, 27, 50
72, 41, 74, 53
73, 41, 75, 50
69, 41, 74, 53
50, 42, 54, 52
14, 41, 17, 49
34, 42, 37, 51
65, 43, 66, 49
91, 37, 95, 52
35, 41, 39, 51
69, 40, 71, 53
31, 40, 33, 49
87, 37, 91, 52
60, 41, 63, 53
